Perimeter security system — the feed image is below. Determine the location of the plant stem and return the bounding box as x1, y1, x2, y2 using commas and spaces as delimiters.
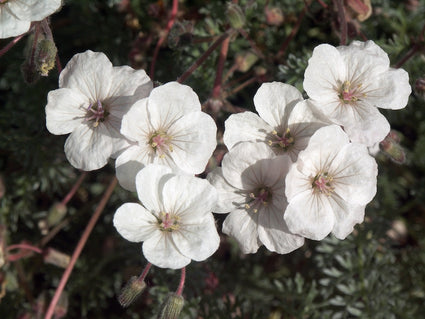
177, 31, 234, 84
150, 0, 179, 79
175, 267, 186, 296
44, 176, 118, 319
336, 0, 347, 45
61, 172, 87, 206
7, 243, 43, 254
395, 23, 425, 68
138, 262, 152, 282
0, 33, 26, 58
212, 36, 231, 98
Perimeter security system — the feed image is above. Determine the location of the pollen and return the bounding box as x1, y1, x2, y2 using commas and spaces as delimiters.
149, 131, 173, 157
339, 81, 366, 104
85, 100, 109, 127
312, 172, 334, 196
267, 128, 294, 152
244, 187, 272, 213
158, 212, 180, 232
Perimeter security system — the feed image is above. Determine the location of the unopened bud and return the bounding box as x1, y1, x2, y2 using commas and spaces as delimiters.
235, 51, 258, 72
379, 132, 406, 164
44, 248, 70, 268
265, 7, 284, 26
226, 3, 245, 29
118, 276, 146, 307
168, 21, 194, 49
47, 202, 67, 228
35, 39, 57, 77
157, 293, 184, 319
346, 0, 372, 22
415, 78, 425, 99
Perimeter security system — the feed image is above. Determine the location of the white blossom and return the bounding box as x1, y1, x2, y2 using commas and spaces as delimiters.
284, 125, 378, 240
0, 0, 62, 39
115, 81, 217, 191
207, 142, 304, 254
303, 40, 411, 146
224, 82, 328, 162
45, 50, 153, 171
113, 164, 220, 269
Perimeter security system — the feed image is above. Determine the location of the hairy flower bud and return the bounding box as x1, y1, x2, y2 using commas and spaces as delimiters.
168, 21, 194, 49
118, 276, 147, 307
235, 51, 258, 72
226, 3, 245, 29
47, 202, 67, 228
43, 248, 70, 268
157, 293, 184, 319
35, 39, 58, 77
379, 131, 406, 164
265, 7, 284, 26
346, 0, 372, 21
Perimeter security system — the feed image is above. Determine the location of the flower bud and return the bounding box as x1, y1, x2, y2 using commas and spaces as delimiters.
379, 131, 406, 164
168, 21, 194, 49
157, 293, 184, 319
346, 0, 372, 22
43, 248, 70, 268
118, 276, 146, 307
47, 202, 67, 228
35, 38, 57, 77
235, 51, 258, 72
265, 7, 284, 26
226, 3, 245, 29
415, 78, 425, 99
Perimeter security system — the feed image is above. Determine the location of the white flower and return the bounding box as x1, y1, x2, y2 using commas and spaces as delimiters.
224, 82, 328, 162
303, 40, 411, 146
113, 164, 220, 269
115, 81, 217, 191
284, 125, 378, 241
0, 0, 62, 39
45, 50, 153, 171
207, 142, 304, 254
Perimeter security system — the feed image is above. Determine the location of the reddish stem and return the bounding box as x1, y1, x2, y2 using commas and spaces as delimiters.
212, 36, 231, 98
7, 243, 43, 254
238, 29, 265, 59
56, 54, 62, 74
0, 33, 26, 58
276, 4, 308, 59
44, 177, 118, 319
175, 267, 186, 296
150, 0, 179, 80
223, 76, 259, 99
317, 0, 328, 8
177, 31, 233, 84
336, 0, 347, 45
138, 262, 152, 282
395, 23, 425, 69
61, 172, 87, 206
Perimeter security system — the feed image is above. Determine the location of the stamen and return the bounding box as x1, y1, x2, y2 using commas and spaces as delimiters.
244, 187, 271, 213
267, 128, 294, 151
339, 81, 365, 104
149, 131, 173, 157
158, 212, 180, 232
85, 100, 108, 127
312, 172, 334, 196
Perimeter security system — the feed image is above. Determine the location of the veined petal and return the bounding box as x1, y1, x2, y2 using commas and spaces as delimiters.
113, 203, 159, 242
143, 231, 191, 269
0, 7, 30, 38
207, 168, 245, 214
173, 214, 219, 261
331, 143, 378, 204
258, 205, 304, 254
5, 0, 61, 21
223, 111, 270, 150
162, 175, 218, 222
329, 196, 365, 239
284, 191, 335, 240
64, 124, 114, 170
45, 88, 88, 135
303, 44, 346, 102
147, 82, 201, 129
136, 164, 174, 213
115, 145, 152, 192
120, 98, 151, 142
253, 82, 303, 128
59, 51, 113, 102
222, 210, 261, 254
222, 142, 275, 190
169, 111, 217, 174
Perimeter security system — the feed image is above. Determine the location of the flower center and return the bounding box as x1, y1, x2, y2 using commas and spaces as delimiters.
85, 100, 109, 127
245, 186, 272, 213
158, 212, 180, 232
149, 131, 173, 158
268, 128, 294, 151
339, 80, 365, 104
312, 172, 334, 196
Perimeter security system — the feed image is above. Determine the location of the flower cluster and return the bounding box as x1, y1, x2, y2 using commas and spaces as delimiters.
45, 40, 410, 271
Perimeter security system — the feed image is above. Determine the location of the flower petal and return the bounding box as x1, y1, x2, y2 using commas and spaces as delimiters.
143, 231, 191, 269
172, 214, 219, 261
223, 111, 270, 150
113, 203, 158, 242
0, 7, 30, 38
45, 88, 89, 135
253, 82, 303, 128
329, 196, 365, 239
6, 0, 61, 21
169, 111, 217, 174
222, 210, 261, 254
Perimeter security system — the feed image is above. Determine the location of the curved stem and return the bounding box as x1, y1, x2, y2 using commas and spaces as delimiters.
44, 176, 118, 319
175, 267, 186, 296
7, 243, 43, 254
0, 33, 26, 58
61, 172, 87, 206
212, 36, 231, 98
